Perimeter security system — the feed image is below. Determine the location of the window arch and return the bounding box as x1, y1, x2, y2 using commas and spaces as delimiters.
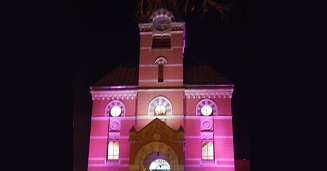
155, 57, 168, 83
148, 96, 172, 116
105, 100, 126, 117
196, 99, 218, 116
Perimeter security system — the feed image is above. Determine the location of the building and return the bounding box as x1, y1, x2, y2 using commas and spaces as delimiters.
87, 8, 239, 171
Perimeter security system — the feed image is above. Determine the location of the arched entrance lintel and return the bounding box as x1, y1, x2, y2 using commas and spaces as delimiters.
133, 142, 182, 171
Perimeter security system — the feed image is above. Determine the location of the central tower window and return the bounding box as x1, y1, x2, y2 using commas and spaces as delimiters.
152, 35, 171, 49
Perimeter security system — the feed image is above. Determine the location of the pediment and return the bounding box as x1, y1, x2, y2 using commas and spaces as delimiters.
129, 118, 184, 141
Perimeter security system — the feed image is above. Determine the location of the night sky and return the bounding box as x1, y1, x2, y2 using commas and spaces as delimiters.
73, 1, 250, 171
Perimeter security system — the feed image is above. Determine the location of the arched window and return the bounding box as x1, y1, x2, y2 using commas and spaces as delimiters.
155, 57, 168, 83
196, 99, 218, 116
148, 96, 172, 116
105, 100, 126, 117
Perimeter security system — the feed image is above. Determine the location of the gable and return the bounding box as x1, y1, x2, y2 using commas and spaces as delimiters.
129, 118, 184, 141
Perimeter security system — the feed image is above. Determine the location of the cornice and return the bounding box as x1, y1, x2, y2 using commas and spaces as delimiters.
90, 88, 233, 100
184, 89, 234, 99
90, 90, 137, 100
138, 22, 185, 33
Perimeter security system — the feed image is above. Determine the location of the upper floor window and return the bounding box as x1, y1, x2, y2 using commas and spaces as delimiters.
201, 105, 213, 116
152, 35, 171, 49
148, 96, 172, 116
196, 99, 218, 116
105, 100, 126, 117
155, 57, 168, 83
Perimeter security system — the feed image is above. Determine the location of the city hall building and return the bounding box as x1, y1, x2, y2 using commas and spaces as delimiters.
87, 8, 237, 171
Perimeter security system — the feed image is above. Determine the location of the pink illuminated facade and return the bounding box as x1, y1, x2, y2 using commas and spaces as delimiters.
88, 9, 236, 171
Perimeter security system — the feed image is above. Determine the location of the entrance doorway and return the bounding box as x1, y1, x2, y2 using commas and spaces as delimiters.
149, 159, 170, 171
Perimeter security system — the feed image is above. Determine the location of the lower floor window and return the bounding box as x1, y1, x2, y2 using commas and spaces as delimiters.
107, 141, 119, 160
202, 141, 214, 160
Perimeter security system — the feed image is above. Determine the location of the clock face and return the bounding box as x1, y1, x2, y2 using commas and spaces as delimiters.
153, 17, 171, 31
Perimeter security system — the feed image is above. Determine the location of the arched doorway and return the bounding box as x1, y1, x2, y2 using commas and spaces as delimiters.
129, 118, 185, 171
143, 152, 171, 171
149, 159, 170, 171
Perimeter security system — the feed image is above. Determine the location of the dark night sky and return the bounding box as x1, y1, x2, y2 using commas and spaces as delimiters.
73, 1, 250, 171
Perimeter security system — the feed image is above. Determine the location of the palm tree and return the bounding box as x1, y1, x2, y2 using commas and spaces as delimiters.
135, 0, 232, 22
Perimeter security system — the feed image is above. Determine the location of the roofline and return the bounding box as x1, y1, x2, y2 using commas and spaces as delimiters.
90, 84, 234, 91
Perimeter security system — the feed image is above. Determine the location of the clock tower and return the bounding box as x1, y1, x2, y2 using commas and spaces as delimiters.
88, 7, 236, 171
138, 8, 185, 88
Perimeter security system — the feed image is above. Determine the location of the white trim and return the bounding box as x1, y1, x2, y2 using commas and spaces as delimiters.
91, 90, 137, 100
185, 158, 234, 161
140, 46, 184, 49
185, 136, 233, 139
215, 136, 233, 138
91, 117, 109, 120
137, 89, 185, 92
119, 136, 129, 139
91, 115, 232, 120
185, 164, 234, 168
139, 64, 183, 67
88, 158, 106, 160
185, 89, 234, 99
216, 158, 234, 161
139, 79, 183, 82
216, 165, 235, 167
90, 136, 107, 139
88, 164, 129, 167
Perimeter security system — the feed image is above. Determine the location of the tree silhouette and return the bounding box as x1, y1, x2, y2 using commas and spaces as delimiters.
135, 0, 232, 22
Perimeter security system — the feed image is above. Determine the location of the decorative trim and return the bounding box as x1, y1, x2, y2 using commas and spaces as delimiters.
140, 64, 183, 67
201, 118, 213, 130
139, 79, 183, 82
90, 136, 107, 139
109, 119, 121, 131
140, 45, 183, 49
201, 132, 214, 140
185, 136, 233, 139
91, 90, 137, 100
185, 89, 233, 99
108, 132, 120, 140
91, 115, 232, 120
154, 57, 168, 64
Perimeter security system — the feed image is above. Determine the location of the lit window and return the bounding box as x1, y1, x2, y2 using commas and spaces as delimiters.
202, 142, 214, 160
110, 106, 121, 117
107, 142, 119, 160
155, 105, 166, 115
201, 105, 213, 116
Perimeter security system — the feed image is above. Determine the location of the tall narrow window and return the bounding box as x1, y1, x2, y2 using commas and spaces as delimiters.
202, 141, 214, 160
158, 63, 164, 82
107, 141, 119, 160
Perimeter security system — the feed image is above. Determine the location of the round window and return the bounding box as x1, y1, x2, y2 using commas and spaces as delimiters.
110, 106, 121, 117
200, 105, 213, 116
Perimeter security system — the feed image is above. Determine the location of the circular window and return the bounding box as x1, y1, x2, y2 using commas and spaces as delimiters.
201, 105, 213, 116
154, 105, 166, 115
110, 106, 121, 117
